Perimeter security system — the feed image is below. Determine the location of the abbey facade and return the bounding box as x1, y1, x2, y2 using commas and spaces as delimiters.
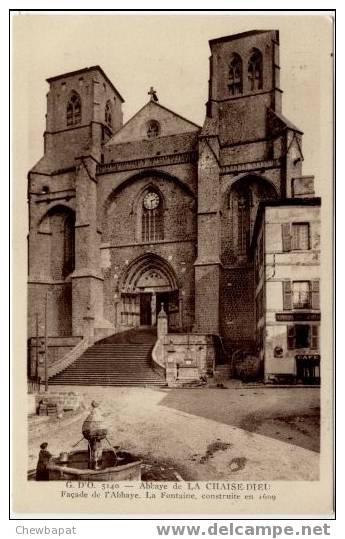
28, 30, 320, 381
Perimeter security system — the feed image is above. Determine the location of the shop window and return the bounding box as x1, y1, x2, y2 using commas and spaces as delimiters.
287, 324, 319, 350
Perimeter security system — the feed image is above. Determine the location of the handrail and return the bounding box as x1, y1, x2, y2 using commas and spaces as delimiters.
151, 337, 166, 372
47, 338, 90, 380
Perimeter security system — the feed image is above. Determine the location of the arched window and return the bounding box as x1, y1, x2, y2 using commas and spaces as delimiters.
147, 120, 160, 139
248, 48, 263, 91
66, 92, 81, 126
230, 176, 277, 260
141, 190, 164, 242
105, 100, 113, 129
63, 213, 75, 278
237, 191, 251, 255
228, 53, 243, 95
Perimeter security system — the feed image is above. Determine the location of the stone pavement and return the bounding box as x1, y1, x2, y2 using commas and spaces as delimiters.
28, 386, 319, 481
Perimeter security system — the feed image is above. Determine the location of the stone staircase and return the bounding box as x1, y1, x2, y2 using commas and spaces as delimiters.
49, 328, 165, 387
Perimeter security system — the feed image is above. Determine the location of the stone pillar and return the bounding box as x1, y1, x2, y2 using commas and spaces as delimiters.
194, 135, 221, 334
72, 156, 104, 337
151, 292, 157, 326
157, 303, 168, 338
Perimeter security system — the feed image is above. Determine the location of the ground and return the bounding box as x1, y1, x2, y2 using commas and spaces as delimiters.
28, 386, 320, 481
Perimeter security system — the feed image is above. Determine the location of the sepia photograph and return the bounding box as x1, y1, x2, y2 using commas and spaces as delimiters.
11, 11, 334, 515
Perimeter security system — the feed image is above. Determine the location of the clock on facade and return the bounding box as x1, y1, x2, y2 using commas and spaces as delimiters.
143, 192, 160, 210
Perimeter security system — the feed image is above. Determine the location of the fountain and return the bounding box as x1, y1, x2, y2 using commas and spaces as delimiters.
46, 401, 142, 481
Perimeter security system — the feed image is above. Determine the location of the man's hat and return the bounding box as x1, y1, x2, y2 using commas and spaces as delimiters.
40, 442, 48, 449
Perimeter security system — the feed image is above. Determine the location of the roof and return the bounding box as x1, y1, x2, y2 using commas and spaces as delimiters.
209, 29, 278, 47
106, 99, 201, 146
46, 65, 125, 102
270, 109, 303, 134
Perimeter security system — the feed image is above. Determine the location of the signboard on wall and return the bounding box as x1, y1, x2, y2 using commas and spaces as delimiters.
275, 313, 321, 322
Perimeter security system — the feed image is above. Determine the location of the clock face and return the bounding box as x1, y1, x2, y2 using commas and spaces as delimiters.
143, 192, 160, 210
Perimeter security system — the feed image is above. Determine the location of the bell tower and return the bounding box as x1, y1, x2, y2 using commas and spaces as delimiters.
28, 66, 125, 345
206, 29, 282, 148
195, 30, 304, 347
44, 65, 124, 168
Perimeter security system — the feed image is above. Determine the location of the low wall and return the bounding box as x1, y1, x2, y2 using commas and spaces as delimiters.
34, 390, 84, 412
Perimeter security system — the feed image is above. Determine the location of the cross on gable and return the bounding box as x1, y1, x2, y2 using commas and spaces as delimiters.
148, 86, 159, 102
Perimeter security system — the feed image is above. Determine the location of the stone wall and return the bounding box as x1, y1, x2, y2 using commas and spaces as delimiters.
34, 390, 84, 412
154, 333, 215, 386
28, 336, 82, 378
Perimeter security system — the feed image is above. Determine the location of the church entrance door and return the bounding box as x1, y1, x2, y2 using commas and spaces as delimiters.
140, 293, 152, 326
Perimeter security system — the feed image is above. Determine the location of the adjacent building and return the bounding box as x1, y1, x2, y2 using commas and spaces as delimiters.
253, 198, 321, 383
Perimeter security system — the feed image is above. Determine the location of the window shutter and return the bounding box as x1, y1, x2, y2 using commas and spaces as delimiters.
311, 280, 320, 310
310, 325, 319, 349
287, 325, 295, 349
283, 280, 292, 310
282, 223, 291, 252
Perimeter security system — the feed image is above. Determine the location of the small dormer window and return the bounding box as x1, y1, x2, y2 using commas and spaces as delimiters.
147, 120, 160, 139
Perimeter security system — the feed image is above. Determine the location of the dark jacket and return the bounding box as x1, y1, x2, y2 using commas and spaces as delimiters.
36, 449, 52, 481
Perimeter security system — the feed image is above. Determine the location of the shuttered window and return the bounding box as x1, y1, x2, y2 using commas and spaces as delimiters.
287, 325, 295, 349
292, 281, 311, 309
282, 222, 310, 251
292, 222, 310, 250
283, 281, 292, 310
287, 324, 319, 350
281, 223, 291, 252
310, 326, 319, 349
311, 280, 320, 309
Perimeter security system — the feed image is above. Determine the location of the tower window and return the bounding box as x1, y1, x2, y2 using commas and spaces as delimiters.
66, 92, 81, 126
237, 191, 250, 255
147, 120, 160, 139
228, 53, 243, 95
105, 100, 113, 130
141, 190, 164, 242
63, 213, 75, 278
248, 48, 263, 91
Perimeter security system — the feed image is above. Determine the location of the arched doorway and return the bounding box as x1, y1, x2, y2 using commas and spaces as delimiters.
118, 254, 179, 329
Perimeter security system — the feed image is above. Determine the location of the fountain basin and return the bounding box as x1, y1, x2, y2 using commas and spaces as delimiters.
47, 449, 142, 481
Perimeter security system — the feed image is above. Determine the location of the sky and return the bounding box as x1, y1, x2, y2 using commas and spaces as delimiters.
13, 12, 333, 215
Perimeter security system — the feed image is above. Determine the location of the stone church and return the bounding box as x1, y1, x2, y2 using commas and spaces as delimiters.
28, 29, 319, 385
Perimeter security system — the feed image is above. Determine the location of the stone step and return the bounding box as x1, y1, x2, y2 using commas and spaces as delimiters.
49, 328, 163, 387
49, 382, 165, 387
